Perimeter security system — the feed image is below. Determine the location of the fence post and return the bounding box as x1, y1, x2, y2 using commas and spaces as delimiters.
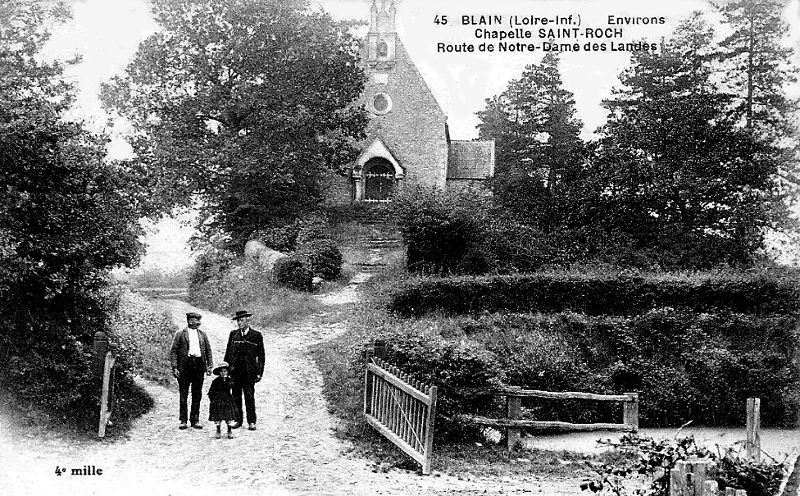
623, 392, 639, 432
669, 459, 714, 496
364, 357, 373, 416
422, 385, 438, 475
93, 331, 108, 386
506, 387, 521, 450
98, 351, 115, 438
746, 397, 761, 462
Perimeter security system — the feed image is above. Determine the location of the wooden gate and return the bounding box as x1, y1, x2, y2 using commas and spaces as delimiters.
364, 357, 438, 474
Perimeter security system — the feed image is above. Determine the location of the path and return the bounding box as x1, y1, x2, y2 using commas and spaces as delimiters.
0, 272, 579, 496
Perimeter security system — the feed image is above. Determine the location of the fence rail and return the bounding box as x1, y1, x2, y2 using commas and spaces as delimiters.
364, 357, 437, 474
455, 386, 639, 449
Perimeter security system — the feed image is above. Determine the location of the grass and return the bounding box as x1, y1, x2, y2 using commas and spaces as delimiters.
190, 261, 325, 326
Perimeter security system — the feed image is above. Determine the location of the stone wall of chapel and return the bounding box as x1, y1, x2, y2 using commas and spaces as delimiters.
359, 38, 448, 191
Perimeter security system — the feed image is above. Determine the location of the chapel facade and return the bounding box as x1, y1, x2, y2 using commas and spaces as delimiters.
325, 0, 495, 203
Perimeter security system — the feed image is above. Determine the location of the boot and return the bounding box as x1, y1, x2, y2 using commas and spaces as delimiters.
215, 425, 221, 439
227, 425, 233, 439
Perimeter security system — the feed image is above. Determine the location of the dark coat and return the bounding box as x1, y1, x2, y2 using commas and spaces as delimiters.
223, 327, 265, 383
169, 327, 213, 374
207, 376, 238, 421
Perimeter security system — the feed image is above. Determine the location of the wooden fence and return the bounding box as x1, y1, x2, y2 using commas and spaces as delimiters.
455, 386, 639, 449
363, 357, 438, 474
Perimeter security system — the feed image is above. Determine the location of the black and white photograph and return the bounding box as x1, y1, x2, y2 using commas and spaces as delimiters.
1, 0, 799, 495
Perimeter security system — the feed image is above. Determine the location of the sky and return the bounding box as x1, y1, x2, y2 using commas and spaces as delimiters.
40, 0, 800, 270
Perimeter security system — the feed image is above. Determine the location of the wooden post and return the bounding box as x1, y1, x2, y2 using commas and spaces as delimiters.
506, 387, 522, 450
623, 392, 639, 431
746, 397, 761, 462
97, 352, 115, 438
92, 331, 108, 386
422, 385, 437, 475
364, 358, 373, 416
669, 460, 714, 496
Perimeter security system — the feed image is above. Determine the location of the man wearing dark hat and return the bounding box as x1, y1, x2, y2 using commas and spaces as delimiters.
170, 312, 213, 430
223, 310, 265, 430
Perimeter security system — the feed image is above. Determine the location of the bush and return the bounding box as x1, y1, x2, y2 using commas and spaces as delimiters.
460, 311, 800, 427
188, 248, 237, 291
299, 238, 343, 280
253, 214, 332, 253
393, 187, 494, 275
296, 215, 331, 245
254, 223, 301, 252
585, 434, 788, 496
274, 255, 314, 292
107, 288, 178, 386
388, 271, 800, 318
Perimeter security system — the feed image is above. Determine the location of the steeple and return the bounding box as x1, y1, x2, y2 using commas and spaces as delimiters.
366, 0, 397, 66
369, 0, 378, 32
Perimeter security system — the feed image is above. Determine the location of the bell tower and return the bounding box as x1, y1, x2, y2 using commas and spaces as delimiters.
366, 0, 396, 68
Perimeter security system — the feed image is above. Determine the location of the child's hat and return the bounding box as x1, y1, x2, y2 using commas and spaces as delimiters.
212, 362, 230, 375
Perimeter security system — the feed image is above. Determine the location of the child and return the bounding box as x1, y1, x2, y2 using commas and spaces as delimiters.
207, 362, 238, 439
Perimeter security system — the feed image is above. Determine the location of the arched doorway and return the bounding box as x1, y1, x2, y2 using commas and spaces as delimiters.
364, 158, 395, 201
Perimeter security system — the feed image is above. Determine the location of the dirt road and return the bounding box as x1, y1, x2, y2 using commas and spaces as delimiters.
0, 276, 579, 496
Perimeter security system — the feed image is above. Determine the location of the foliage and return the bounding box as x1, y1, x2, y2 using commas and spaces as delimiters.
296, 215, 332, 246
254, 214, 331, 252
388, 271, 800, 318
581, 434, 787, 496
189, 257, 322, 325
477, 52, 584, 185
594, 14, 790, 268
367, 299, 800, 428
298, 238, 343, 281
392, 186, 495, 275
254, 223, 301, 253
0, 1, 152, 431
106, 288, 178, 386
717, 0, 799, 143
273, 255, 314, 292
101, 0, 369, 248
188, 247, 238, 291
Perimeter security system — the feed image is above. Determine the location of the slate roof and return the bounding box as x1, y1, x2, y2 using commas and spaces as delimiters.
447, 140, 495, 179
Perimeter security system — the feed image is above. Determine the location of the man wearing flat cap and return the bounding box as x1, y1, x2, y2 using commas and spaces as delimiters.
170, 311, 213, 430
224, 310, 265, 430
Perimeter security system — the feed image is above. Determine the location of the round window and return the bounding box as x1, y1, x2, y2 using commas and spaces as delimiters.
371, 93, 392, 114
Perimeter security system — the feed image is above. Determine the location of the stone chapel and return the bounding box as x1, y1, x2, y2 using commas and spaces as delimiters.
326, 0, 495, 203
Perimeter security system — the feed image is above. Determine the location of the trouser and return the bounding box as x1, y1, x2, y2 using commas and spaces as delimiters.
232, 380, 256, 425
177, 357, 205, 424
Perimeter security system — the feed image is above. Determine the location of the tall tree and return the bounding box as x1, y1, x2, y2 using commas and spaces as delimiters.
101, 0, 369, 248
476, 52, 586, 232
0, 0, 148, 422
717, 0, 798, 140
595, 13, 789, 267
1, 0, 144, 310
477, 52, 584, 187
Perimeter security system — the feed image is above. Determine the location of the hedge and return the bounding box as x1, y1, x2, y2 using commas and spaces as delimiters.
388, 272, 800, 317
361, 310, 800, 428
